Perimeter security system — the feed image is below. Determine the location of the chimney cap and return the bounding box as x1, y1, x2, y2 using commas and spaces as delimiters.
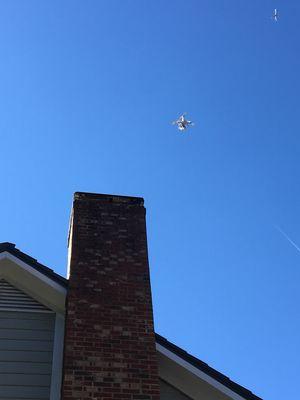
74, 192, 144, 206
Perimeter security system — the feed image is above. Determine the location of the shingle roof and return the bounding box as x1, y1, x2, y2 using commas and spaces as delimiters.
156, 333, 262, 400
0, 242, 68, 287
0, 242, 262, 400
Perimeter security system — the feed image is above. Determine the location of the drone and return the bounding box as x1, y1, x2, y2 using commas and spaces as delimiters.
272, 8, 279, 22
172, 113, 194, 131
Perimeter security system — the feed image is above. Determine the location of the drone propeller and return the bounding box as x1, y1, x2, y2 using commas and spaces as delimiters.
272, 9, 279, 21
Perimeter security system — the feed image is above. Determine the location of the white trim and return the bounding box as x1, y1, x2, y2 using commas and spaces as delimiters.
0, 252, 67, 295
156, 343, 248, 400
50, 313, 65, 400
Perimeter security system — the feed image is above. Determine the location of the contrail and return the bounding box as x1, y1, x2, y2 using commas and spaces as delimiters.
274, 225, 300, 254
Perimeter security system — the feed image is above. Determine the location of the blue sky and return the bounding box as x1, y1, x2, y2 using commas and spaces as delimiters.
1, 1, 300, 399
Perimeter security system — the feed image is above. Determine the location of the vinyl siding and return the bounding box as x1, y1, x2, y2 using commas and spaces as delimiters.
0, 311, 55, 400
0, 279, 50, 312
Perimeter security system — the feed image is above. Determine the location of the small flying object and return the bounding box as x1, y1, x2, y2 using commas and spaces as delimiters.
172, 113, 194, 132
272, 8, 279, 22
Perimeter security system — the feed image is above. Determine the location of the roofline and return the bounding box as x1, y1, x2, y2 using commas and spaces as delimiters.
0, 243, 68, 288
155, 334, 262, 400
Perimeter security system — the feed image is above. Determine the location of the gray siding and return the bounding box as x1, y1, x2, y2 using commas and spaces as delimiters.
0, 311, 55, 400
0, 279, 50, 312
160, 379, 192, 400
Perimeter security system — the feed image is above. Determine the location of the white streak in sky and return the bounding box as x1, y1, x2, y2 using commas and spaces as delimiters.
274, 225, 300, 254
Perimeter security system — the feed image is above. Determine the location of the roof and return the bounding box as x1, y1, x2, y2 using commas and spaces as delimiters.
156, 333, 262, 400
0, 242, 261, 400
0, 242, 68, 287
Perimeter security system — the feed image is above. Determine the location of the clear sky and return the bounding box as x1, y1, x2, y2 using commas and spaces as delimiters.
0, 1, 299, 399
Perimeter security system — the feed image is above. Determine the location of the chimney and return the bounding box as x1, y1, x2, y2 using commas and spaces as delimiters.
61, 192, 160, 400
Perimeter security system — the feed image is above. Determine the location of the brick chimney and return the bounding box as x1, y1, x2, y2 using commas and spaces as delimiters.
61, 192, 160, 400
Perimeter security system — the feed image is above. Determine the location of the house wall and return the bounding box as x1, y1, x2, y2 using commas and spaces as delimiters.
0, 245, 256, 400
0, 311, 55, 400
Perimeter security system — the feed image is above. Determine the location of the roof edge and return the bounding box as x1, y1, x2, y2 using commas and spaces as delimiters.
155, 333, 262, 400
0, 242, 68, 288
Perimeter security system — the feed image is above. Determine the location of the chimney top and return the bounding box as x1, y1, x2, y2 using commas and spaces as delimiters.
74, 191, 144, 206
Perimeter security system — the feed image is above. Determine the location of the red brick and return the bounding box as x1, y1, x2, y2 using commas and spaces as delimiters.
61, 193, 160, 400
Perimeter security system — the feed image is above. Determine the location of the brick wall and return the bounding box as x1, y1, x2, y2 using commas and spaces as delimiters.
61, 192, 160, 400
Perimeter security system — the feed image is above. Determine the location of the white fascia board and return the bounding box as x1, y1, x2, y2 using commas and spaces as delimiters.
156, 342, 247, 400
0, 252, 67, 295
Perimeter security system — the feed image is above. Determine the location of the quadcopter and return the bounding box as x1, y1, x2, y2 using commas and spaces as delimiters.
172, 113, 194, 131
272, 8, 279, 22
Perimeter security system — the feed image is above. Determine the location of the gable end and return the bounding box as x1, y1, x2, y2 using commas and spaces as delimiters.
0, 278, 52, 313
